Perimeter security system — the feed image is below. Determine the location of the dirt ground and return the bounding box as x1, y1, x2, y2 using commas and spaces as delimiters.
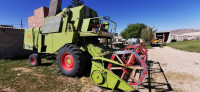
79, 46, 200, 92
1, 46, 200, 92
141, 46, 200, 92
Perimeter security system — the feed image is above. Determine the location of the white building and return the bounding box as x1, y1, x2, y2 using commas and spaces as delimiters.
176, 32, 200, 41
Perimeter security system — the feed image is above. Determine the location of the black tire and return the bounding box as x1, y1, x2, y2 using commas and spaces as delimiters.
57, 44, 85, 76
29, 54, 41, 67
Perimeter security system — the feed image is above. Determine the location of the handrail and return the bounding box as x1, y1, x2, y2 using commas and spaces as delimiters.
86, 16, 117, 34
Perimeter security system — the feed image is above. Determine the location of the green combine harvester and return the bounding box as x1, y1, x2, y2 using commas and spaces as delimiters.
24, 0, 148, 91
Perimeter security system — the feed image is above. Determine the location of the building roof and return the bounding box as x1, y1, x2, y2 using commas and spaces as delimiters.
156, 31, 170, 33
0, 26, 23, 30
0, 25, 13, 28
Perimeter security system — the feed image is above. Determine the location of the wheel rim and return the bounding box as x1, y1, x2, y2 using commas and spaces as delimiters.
30, 57, 36, 65
61, 53, 75, 71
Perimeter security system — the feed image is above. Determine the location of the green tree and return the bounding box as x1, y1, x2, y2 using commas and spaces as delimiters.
141, 27, 155, 46
120, 23, 147, 39
68, 0, 84, 8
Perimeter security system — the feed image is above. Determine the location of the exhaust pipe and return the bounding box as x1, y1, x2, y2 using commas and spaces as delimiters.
48, 0, 62, 16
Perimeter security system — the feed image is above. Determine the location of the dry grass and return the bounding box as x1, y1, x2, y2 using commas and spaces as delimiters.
0, 59, 98, 92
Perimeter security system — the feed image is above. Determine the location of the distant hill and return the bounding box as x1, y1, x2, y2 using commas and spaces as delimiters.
170, 29, 200, 35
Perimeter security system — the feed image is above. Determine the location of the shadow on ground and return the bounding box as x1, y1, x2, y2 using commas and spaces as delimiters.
40, 62, 53, 66
151, 44, 162, 47
138, 60, 173, 92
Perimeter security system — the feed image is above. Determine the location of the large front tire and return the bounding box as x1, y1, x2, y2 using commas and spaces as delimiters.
57, 44, 85, 76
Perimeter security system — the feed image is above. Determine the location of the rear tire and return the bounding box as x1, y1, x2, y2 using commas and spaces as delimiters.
29, 54, 41, 67
57, 44, 85, 76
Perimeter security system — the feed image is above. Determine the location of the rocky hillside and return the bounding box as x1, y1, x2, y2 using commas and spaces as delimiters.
170, 29, 200, 35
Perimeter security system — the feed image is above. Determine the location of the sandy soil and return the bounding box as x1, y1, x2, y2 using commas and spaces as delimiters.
142, 46, 200, 92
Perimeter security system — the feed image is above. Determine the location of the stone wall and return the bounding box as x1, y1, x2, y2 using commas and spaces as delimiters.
28, 7, 49, 29
0, 28, 35, 59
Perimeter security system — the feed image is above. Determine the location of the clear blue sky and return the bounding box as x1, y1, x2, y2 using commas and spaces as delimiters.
0, 0, 200, 34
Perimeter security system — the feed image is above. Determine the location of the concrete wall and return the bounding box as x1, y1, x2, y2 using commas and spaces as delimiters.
0, 28, 35, 59
173, 32, 200, 41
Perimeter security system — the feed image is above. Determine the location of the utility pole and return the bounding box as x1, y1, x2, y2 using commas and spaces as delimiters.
21, 19, 23, 28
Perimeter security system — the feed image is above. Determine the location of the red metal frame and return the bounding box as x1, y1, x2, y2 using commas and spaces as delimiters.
124, 44, 147, 55
108, 44, 148, 86
124, 43, 148, 64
